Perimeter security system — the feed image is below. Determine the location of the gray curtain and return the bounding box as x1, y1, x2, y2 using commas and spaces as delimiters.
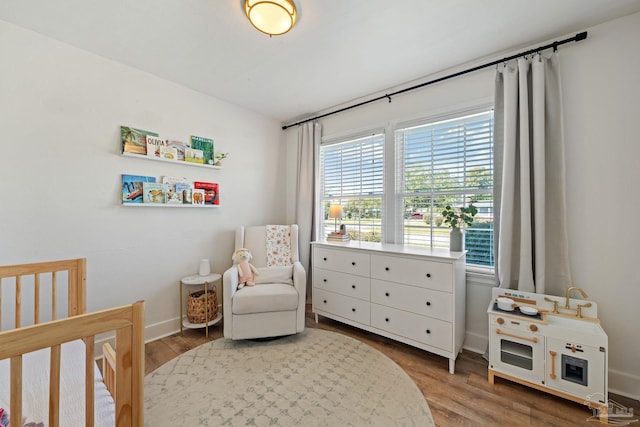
493, 53, 571, 295
295, 121, 321, 299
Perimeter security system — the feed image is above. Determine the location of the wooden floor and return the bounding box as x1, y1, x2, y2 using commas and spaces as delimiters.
145, 305, 639, 426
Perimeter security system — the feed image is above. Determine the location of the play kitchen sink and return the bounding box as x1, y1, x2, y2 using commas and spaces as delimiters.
487, 287, 608, 414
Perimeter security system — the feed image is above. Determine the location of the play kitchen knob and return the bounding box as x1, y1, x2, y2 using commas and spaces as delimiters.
497, 317, 504, 325
530, 324, 538, 332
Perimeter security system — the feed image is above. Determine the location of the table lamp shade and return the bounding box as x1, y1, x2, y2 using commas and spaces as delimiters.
329, 204, 343, 233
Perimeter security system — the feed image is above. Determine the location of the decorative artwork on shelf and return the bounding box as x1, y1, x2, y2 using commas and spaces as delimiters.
122, 174, 156, 203
175, 183, 192, 204
185, 147, 204, 164
190, 136, 215, 165
194, 181, 219, 205
121, 126, 159, 155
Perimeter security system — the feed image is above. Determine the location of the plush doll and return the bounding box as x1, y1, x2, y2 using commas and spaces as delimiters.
232, 248, 259, 289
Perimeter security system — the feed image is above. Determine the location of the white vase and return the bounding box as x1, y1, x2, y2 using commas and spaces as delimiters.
198, 259, 211, 276
449, 228, 463, 252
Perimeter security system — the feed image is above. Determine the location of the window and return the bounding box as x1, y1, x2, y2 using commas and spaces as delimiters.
319, 133, 384, 241
395, 111, 494, 267
317, 108, 494, 269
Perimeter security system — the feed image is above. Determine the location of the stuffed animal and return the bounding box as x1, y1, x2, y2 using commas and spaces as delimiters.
232, 248, 259, 289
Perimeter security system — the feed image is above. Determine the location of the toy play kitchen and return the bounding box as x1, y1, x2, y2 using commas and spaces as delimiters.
487, 287, 608, 412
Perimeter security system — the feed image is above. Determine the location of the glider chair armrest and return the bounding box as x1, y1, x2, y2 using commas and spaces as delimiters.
223, 266, 239, 338
292, 261, 307, 332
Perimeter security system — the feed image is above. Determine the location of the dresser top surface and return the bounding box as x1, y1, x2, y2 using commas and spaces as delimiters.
312, 239, 466, 260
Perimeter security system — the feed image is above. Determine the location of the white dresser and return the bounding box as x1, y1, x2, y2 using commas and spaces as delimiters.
311, 240, 466, 373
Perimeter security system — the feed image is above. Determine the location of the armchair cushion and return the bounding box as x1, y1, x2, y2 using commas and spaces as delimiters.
254, 266, 293, 285
232, 283, 299, 314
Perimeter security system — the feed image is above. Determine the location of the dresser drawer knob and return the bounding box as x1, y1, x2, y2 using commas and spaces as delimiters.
351, 285, 356, 289
323, 279, 327, 282
323, 300, 327, 304
323, 257, 327, 261
426, 329, 431, 334
352, 308, 356, 312
385, 267, 389, 271
385, 292, 389, 297
385, 317, 389, 322
352, 262, 356, 266
426, 301, 431, 306
426, 273, 431, 278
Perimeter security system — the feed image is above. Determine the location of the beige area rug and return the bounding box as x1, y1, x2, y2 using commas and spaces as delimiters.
145, 329, 434, 426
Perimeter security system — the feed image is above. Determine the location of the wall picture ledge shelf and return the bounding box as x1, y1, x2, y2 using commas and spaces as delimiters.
121, 152, 222, 170
121, 203, 219, 208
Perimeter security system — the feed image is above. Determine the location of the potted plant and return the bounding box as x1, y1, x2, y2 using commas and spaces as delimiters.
441, 203, 478, 251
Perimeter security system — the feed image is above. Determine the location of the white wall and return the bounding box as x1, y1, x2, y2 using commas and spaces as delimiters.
286, 12, 640, 399
0, 20, 287, 340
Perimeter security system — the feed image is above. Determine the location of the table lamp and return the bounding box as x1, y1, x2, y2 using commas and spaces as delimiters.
328, 204, 343, 233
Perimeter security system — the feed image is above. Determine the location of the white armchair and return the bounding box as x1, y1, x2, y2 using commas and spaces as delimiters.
223, 224, 306, 340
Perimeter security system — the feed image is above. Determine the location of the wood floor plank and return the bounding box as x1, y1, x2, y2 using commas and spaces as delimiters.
142, 304, 639, 426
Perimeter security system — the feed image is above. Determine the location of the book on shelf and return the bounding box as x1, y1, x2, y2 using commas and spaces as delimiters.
166, 190, 182, 204
192, 189, 205, 205
185, 147, 205, 164
159, 146, 178, 160
174, 182, 192, 204
122, 174, 156, 203
166, 140, 190, 161
161, 176, 189, 192
194, 181, 219, 205
145, 135, 166, 157
190, 135, 215, 166
121, 126, 158, 155
142, 182, 169, 204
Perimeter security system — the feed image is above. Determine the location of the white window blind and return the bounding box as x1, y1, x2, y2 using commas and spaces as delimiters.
395, 111, 494, 267
320, 133, 384, 241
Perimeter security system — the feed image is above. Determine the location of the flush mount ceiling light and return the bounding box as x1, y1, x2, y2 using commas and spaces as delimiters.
244, 0, 297, 36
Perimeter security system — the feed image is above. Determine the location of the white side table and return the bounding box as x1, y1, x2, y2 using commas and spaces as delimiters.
180, 273, 222, 337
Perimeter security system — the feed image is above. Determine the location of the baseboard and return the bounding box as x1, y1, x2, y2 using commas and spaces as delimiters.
463, 331, 488, 355
93, 317, 180, 359
608, 368, 640, 400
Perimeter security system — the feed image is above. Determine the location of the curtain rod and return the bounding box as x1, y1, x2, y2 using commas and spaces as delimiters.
282, 31, 587, 130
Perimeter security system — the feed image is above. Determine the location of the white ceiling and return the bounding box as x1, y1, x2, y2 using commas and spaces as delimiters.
2, 0, 640, 125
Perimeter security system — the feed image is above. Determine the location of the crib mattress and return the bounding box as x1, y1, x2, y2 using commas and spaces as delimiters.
0, 339, 115, 426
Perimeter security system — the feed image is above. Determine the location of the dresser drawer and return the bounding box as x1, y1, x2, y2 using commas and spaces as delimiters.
371, 279, 452, 322
314, 247, 370, 277
314, 288, 370, 325
370, 254, 453, 292
313, 268, 370, 301
371, 304, 452, 352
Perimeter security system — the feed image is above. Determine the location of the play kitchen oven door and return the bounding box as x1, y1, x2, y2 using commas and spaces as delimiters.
546, 337, 606, 398
489, 317, 545, 384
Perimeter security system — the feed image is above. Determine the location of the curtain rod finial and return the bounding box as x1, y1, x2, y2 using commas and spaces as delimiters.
576, 31, 587, 41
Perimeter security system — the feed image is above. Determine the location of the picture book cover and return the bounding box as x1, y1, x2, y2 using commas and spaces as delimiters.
166, 140, 190, 161
192, 189, 205, 205
143, 182, 168, 204
185, 147, 205, 164
121, 126, 158, 155
122, 175, 156, 203
194, 181, 219, 205
175, 182, 192, 204
161, 176, 190, 192
159, 146, 178, 160
146, 136, 166, 157
190, 136, 215, 165
166, 190, 182, 204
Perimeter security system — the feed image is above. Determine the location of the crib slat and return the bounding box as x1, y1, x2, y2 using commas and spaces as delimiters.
0, 278, 3, 330
85, 336, 95, 427
34, 273, 40, 324
10, 355, 23, 427
49, 344, 61, 427
52, 271, 57, 320
15, 276, 21, 328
